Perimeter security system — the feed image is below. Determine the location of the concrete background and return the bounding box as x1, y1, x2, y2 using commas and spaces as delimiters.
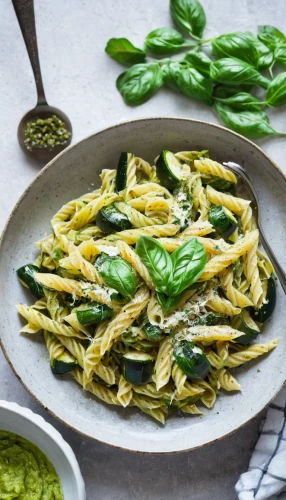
1, 0, 285, 498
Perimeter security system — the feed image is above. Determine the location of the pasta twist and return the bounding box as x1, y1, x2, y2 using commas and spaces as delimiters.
116, 240, 154, 289
172, 363, 187, 395
194, 159, 237, 184
147, 293, 164, 325
115, 202, 161, 227
243, 234, 264, 307
225, 339, 279, 368
207, 291, 241, 317
154, 338, 173, 391
206, 185, 250, 215
220, 269, 253, 308
216, 368, 240, 391
100, 169, 116, 193
106, 224, 179, 245
117, 375, 133, 407
73, 368, 120, 406
199, 230, 259, 281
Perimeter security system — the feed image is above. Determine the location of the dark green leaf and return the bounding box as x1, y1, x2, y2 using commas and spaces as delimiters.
213, 85, 253, 98
214, 92, 263, 111
274, 45, 286, 67
253, 40, 274, 70
266, 72, 286, 106
99, 257, 138, 299
116, 63, 163, 105
168, 238, 206, 296
214, 102, 279, 138
184, 50, 212, 77
210, 58, 270, 89
170, 0, 206, 38
163, 61, 213, 104
212, 32, 259, 66
136, 236, 172, 294
144, 28, 194, 55
105, 38, 146, 65
156, 291, 183, 314
258, 25, 286, 50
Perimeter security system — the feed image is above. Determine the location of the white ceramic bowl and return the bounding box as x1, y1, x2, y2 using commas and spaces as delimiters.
0, 118, 286, 453
0, 400, 85, 499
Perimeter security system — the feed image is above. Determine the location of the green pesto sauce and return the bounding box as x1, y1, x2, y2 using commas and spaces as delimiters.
0, 430, 64, 500
24, 115, 70, 151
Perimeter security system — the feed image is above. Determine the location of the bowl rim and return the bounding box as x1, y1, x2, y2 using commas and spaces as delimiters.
0, 399, 86, 499
1, 116, 286, 454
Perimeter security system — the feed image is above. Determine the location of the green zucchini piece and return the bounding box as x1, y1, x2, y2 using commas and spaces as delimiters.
110, 292, 127, 303
142, 321, 163, 340
51, 351, 78, 375
232, 309, 260, 345
116, 152, 134, 192
16, 264, 44, 299
65, 294, 84, 308
122, 351, 154, 386
254, 275, 276, 323
208, 205, 237, 237
156, 150, 183, 189
173, 341, 210, 380
203, 176, 234, 191
76, 302, 113, 325
193, 312, 229, 326
96, 204, 132, 234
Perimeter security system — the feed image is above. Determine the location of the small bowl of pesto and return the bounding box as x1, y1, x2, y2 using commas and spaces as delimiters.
0, 400, 85, 500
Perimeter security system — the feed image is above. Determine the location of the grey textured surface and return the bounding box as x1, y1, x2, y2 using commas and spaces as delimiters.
0, 0, 285, 498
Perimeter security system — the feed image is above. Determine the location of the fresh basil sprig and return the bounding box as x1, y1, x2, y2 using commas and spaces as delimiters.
214, 103, 280, 138
136, 236, 172, 294
210, 58, 270, 88
145, 28, 196, 55
106, 0, 286, 139
214, 92, 263, 111
212, 32, 259, 67
105, 38, 146, 65
265, 72, 286, 107
274, 45, 286, 67
257, 25, 286, 50
116, 63, 163, 105
184, 50, 212, 77
163, 61, 213, 104
98, 256, 138, 299
136, 236, 206, 313
170, 0, 206, 39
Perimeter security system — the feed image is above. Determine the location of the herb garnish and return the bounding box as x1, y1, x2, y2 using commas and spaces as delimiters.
105, 0, 286, 139
24, 115, 70, 151
136, 236, 206, 313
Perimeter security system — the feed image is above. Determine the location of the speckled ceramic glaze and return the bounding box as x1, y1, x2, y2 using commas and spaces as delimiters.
0, 118, 285, 453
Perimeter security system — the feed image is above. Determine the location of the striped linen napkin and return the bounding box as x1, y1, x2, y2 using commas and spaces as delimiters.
236, 387, 286, 500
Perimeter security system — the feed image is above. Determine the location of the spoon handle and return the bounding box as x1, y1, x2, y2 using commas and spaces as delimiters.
12, 0, 47, 105
259, 224, 286, 294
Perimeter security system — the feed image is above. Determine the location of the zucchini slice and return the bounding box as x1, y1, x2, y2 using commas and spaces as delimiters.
232, 309, 260, 345
142, 321, 163, 340
173, 340, 210, 380
116, 152, 134, 192
65, 294, 84, 308
76, 302, 113, 325
254, 275, 276, 323
208, 205, 237, 237
16, 264, 44, 299
203, 176, 234, 191
156, 150, 183, 189
51, 351, 78, 375
193, 312, 229, 326
96, 204, 132, 234
122, 351, 154, 386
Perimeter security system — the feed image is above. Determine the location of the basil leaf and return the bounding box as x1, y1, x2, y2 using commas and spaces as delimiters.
184, 50, 212, 77
210, 58, 270, 89
274, 45, 286, 67
105, 38, 146, 65
156, 291, 183, 314
163, 61, 213, 104
213, 85, 253, 99
170, 0, 206, 39
214, 102, 279, 138
212, 32, 259, 67
214, 92, 263, 111
253, 40, 274, 70
258, 25, 286, 50
116, 63, 163, 105
266, 72, 286, 107
168, 238, 206, 296
136, 236, 172, 294
145, 28, 194, 55
99, 257, 138, 299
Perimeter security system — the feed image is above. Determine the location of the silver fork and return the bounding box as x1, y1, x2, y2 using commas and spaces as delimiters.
224, 161, 286, 294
